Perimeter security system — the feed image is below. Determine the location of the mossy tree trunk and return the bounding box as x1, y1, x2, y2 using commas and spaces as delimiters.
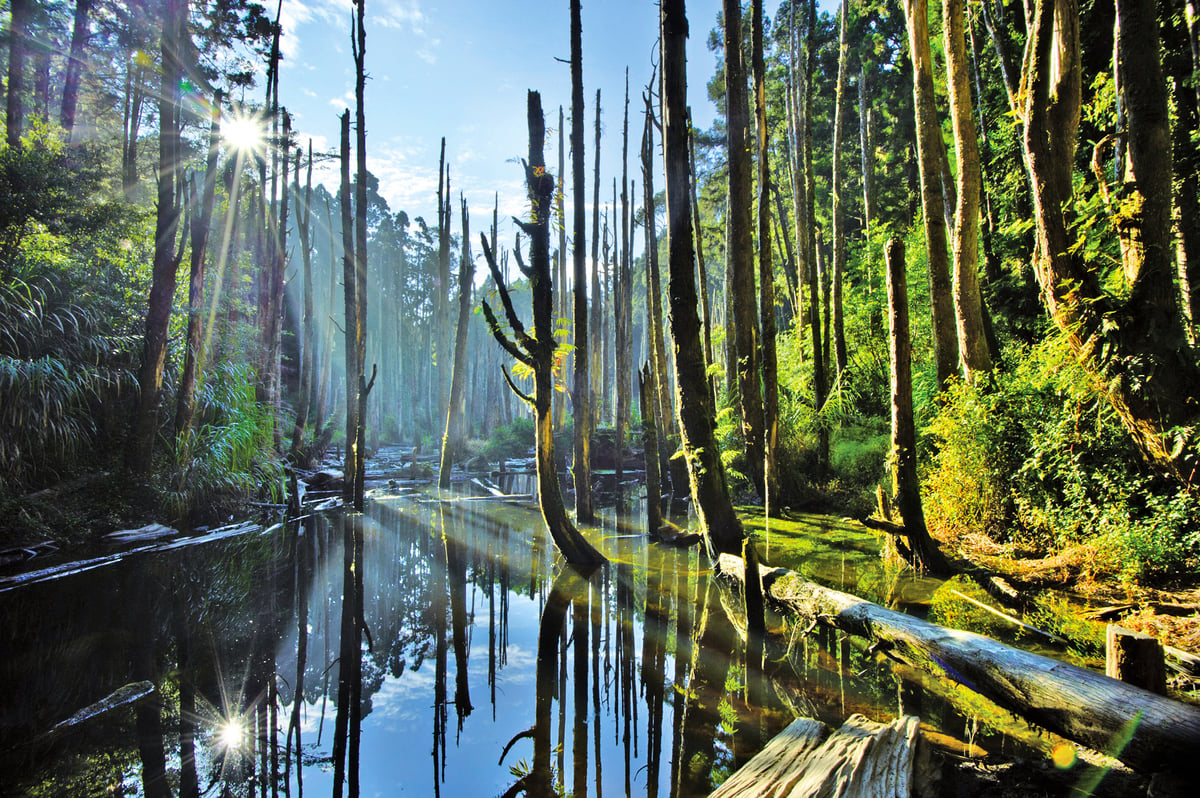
662, 0, 744, 556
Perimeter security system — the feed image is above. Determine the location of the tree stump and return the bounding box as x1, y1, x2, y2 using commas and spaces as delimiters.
1106, 624, 1166, 695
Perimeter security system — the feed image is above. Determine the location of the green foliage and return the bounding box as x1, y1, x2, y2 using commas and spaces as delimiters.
481, 417, 536, 462
160, 363, 283, 522
924, 339, 1200, 583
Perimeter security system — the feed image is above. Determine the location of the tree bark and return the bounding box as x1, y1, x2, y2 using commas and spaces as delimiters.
724, 0, 765, 495
830, 0, 850, 379
885, 239, 950, 575
480, 92, 605, 569
6, 0, 31, 147
903, 0, 959, 389
616, 72, 632, 480
571, 0, 593, 521
662, 0, 744, 556
1021, 0, 1200, 492
290, 144, 315, 463
339, 111, 361, 505
804, 0, 829, 475
352, 0, 369, 506
60, 0, 93, 141
437, 137, 451, 433
639, 363, 662, 536
752, 0, 779, 502
439, 197, 475, 488
944, 0, 993, 381
128, 0, 186, 476
175, 92, 222, 441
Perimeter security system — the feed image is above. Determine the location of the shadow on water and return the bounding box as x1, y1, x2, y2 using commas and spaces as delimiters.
0, 476, 1083, 796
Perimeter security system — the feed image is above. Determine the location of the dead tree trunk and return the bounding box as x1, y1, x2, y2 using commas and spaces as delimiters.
830, 0, 850, 378
639, 363, 662, 537
719, 554, 1200, 775
481, 91, 606, 570
352, 0, 369, 505
289, 143, 315, 463
339, 111, 361, 506
805, 0, 829, 475
616, 72, 632, 480
570, 0, 594, 521
439, 196, 475, 488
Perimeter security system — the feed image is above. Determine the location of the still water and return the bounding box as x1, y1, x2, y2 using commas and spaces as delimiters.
0, 478, 1032, 796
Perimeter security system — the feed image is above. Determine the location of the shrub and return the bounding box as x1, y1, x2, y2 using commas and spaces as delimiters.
923, 338, 1200, 582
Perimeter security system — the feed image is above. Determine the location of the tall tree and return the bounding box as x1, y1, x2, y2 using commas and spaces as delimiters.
641, 87, 672, 452
339, 111, 362, 506
723, 0, 765, 495
128, 0, 186, 475
570, 0, 594, 521
290, 143, 315, 462
804, 0, 829, 474
944, 0, 992, 381
481, 91, 606, 569
752, 0, 779, 501
174, 91, 223, 440
6, 0, 32, 147
1021, 0, 1200, 490
829, 0, 850, 378
351, 0, 371, 507
439, 196, 475, 488
60, 0, 94, 141
885, 238, 951, 575
903, 0, 959, 388
616, 71, 632, 479
662, 0, 744, 555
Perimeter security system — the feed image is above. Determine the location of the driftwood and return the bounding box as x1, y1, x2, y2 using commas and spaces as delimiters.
710, 714, 920, 798
717, 554, 1200, 774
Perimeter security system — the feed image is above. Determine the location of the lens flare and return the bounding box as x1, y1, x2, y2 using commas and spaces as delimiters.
216, 717, 246, 750
220, 111, 265, 154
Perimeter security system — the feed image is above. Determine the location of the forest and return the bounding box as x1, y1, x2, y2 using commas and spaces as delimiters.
2, 0, 1200, 794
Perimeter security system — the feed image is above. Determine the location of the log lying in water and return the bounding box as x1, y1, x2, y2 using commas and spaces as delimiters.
717, 554, 1200, 774
710, 714, 920, 798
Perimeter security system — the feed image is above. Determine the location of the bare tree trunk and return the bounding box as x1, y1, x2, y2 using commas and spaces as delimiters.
437, 138, 451, 432
752, 0, 779, 502
885, 239, 951, 575
128, 0, 186, 476
616, 73, 632, 480
589, 89, 603, 450
903, 0, 959, 389
641, 91, 672, 456
175, 92, 222, 440
290, 143, 315, 463
60, 0, 93, 141
570, 0, 594, 521
351, 0, 370, 505
481, 92, 606, 569
724, 0, 765, 495
662, 0, 744, 556
639, 363, 662, 536
339, 111, 361, 505
944, 0, 992, 382
439, 197, 475, 488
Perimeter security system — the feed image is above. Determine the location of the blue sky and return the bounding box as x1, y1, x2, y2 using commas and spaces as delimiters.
275, 0, 729, 244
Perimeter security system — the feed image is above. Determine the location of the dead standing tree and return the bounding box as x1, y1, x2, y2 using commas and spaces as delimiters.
481, 91, 607, 570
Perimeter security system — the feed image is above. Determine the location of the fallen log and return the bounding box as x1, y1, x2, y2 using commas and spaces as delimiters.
717, 554, 1200, 774
710, 714, 920, 798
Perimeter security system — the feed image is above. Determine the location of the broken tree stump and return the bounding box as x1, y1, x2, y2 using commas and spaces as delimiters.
1106, 624, 1166, 695
710, 714, 920, 798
